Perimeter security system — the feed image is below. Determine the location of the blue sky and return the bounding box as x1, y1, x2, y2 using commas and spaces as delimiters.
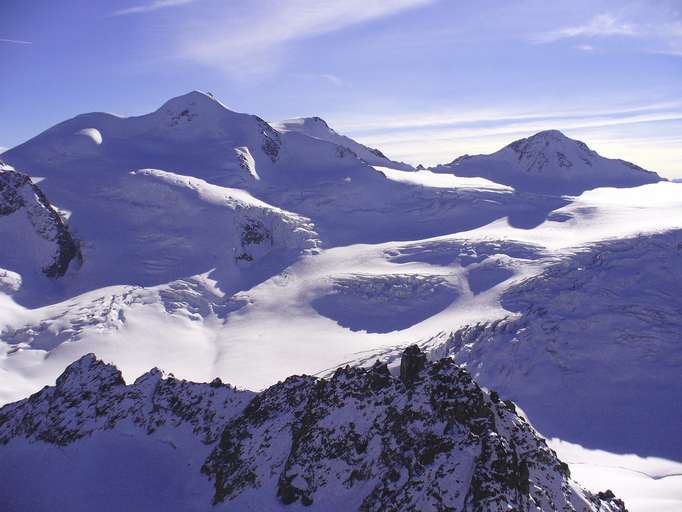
2, 0, 681, 177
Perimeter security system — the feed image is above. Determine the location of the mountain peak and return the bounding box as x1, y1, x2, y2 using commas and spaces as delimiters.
438, 129, 663, 193
54, 353, 125, 392
273, 116, 335, 136
291, 116, 332, 126
505, 129, 588, 155
160, 90, 220, 108
155, 90, 238, 122
272, 116, 413, 170
298, 116, 332, 129
530, 129, 569, 139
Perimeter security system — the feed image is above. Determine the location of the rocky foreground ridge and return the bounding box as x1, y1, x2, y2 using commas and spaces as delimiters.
0, 347, 626, 511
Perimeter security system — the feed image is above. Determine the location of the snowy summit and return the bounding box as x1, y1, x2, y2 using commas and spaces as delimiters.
435, 129, 664, 194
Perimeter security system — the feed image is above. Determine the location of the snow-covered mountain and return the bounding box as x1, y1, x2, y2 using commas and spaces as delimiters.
0, 347, 626, 512
272, 116, 414, 170
1, 91, 682, 510
434, 130, 664, 194
377, 229, 682, 459
4, 91, 399, 198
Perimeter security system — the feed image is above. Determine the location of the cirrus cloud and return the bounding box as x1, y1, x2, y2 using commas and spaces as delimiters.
113, 0, 198, 17
177, 0, 434, 75
532, 14, 637, 43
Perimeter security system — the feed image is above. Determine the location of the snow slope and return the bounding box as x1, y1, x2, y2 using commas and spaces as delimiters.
434, 130, 664, 194
0, 349, 626, 512
550, 439, 682, 512
1, 92, 681, 510
273, 116, 414, 170
422, 229, 682, 459
0, 164, 319, 308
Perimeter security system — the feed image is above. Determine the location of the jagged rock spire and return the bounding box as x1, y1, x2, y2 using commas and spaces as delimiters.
399, 344, 427, 385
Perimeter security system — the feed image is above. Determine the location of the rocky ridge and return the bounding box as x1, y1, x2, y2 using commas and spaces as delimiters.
0, 348, 625, 511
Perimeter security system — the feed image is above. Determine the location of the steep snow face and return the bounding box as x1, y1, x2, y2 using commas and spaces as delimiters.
273, 116, 414, 171
127, 169, 320, 266
0, 349, 626, 512
0, 166, 319, 307
421, 230, 682, 459
0, 162, 80, 281
435, 130, 663, 194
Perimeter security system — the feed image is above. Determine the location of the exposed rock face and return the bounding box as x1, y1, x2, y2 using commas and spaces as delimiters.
233, 207, 319, 264
0, 162, 81, 277
0, 349, 625, 511
257, 118, 282, 162
399, 344, 426, 385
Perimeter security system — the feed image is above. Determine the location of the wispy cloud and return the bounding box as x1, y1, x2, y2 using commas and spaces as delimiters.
320, 73, 345, 87
334, 101, 682, 133
339, 101, 682, 173
531, 10, 682, 57
0, 38, 32, 45
113, 0, 197, 16
532, 14, 637, 43
178, 0, 434, 74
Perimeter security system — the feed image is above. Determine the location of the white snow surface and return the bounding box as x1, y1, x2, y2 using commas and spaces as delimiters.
550, 439, 682, 512
1, 91, 681, 510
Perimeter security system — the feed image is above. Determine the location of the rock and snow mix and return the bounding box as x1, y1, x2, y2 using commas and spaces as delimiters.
0, 348, 626, 512
434, 130, 663, 194
0, 91, 681, 510
0, 162, 80, 279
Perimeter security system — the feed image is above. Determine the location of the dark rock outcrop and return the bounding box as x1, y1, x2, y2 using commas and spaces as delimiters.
399, 344, 426, 385
200, 347, 625, 511
0, 162, 81, 277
